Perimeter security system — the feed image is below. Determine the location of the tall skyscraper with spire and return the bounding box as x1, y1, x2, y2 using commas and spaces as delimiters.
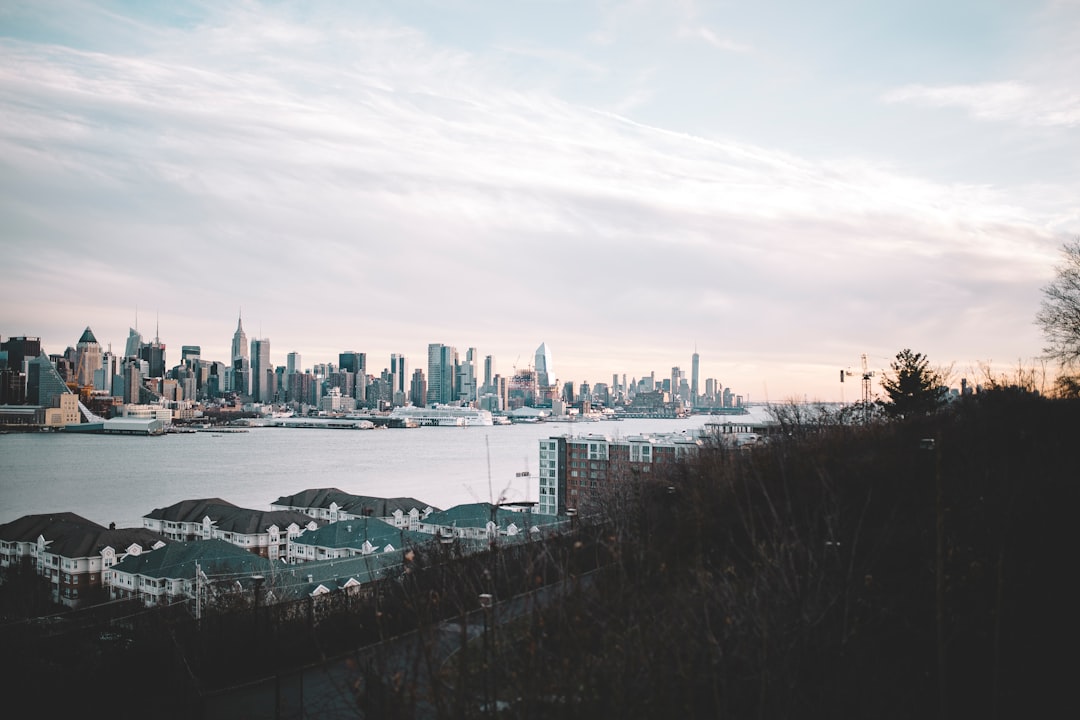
231, 312, 248, 362
691, 349, 700, 407
230, 312, 249, 396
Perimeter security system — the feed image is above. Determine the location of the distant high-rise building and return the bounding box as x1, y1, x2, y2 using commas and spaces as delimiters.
232, 357, 250, 397
390, 353, 407, 397
251, 338, 271, 403
484, 355, 495, 394
74, 327, 102, 387
138, 339, 165, 378
231, 313, 248, 362
285, 352, 301, 391
121, 358, 142, 404
409, 368, 427, 407
181, 346, 201, 363
1, 336, 42, 374
27, 353, 70, 407
457, 348, 478, 403
124, 328, 142, 359
691, 351, 700, 406
339, 352, 367, 403
426, 343, 458, 405
535, 342, 553, 388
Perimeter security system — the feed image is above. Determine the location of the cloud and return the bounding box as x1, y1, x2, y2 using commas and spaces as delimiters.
0, 2, 1072, 401
679, 25, 752, 53
883, 81, 1080, 127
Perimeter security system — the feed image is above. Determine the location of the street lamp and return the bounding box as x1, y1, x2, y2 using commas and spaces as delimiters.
479, 593, 494, 714
251, 574, 265, 634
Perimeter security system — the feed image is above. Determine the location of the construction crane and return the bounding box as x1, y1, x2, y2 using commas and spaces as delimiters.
841, 354, 875, 423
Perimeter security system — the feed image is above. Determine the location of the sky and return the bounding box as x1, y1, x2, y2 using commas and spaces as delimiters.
2, 0, 1078, 402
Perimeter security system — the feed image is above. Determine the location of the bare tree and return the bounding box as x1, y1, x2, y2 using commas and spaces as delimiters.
1036, 238, 1080, 369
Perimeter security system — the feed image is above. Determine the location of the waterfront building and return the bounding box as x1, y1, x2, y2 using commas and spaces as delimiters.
538, 432, 704, 515
27, 352, 70, 408
44, 393, 80, 427
142, 498, 317, 561
389, 404, 494, 426
0, 512, 167, 608
417, 502, 560, 541
287, 516, 430, 563
106, 538, 272, 608
271, 488, 437, 529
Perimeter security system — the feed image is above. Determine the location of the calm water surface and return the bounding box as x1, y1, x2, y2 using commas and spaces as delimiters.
0, 418, 707, 528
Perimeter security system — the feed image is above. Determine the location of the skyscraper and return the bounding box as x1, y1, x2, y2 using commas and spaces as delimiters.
339, 352, 367, 403
483, 355, 495, 394
27, 353, 70, 407
285, 351, 301, 391
535, 342, 553, 388
457, 348, 478, 403
251, 338, 271, 403
426, 343, 457, 405
74, 327, 102, 387
691, 351, 700, 407
231, 313, 248, 363
1, 336, 41, 374
410, 369, 427, 407
124, 328, 142, 359
390, 353, 407, 397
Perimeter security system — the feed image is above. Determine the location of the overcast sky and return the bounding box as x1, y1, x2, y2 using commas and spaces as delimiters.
2, 0, 1077, 402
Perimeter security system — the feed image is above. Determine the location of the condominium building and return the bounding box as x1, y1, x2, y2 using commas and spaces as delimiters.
538, 432, 704, 515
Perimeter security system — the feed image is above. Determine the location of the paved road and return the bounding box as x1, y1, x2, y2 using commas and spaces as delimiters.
202, 572, 596, 719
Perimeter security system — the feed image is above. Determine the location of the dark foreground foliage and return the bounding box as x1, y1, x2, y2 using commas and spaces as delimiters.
2, 390, 1076, 718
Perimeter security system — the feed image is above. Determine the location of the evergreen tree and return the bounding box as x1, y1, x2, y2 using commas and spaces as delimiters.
880, 348, 947, 417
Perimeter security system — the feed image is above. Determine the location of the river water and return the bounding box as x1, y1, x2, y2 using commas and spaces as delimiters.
0, 418, 708, 528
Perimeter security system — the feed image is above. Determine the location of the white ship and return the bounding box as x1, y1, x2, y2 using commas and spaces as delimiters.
389, 405, 494, 427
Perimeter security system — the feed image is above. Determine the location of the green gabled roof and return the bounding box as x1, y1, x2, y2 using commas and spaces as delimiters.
110, 539, 272, 579
423, 502, 560, 530
77, 326, 98, 345
271, 488, 440, 516
292, 517, 429, 551
274, 550, 406, 600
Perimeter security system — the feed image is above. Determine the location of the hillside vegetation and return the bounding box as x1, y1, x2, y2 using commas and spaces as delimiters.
526, 390, 1077, 718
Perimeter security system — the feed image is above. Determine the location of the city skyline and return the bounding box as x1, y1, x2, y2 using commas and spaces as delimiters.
3, 2, 1078, 402
2, 317, 739, 403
